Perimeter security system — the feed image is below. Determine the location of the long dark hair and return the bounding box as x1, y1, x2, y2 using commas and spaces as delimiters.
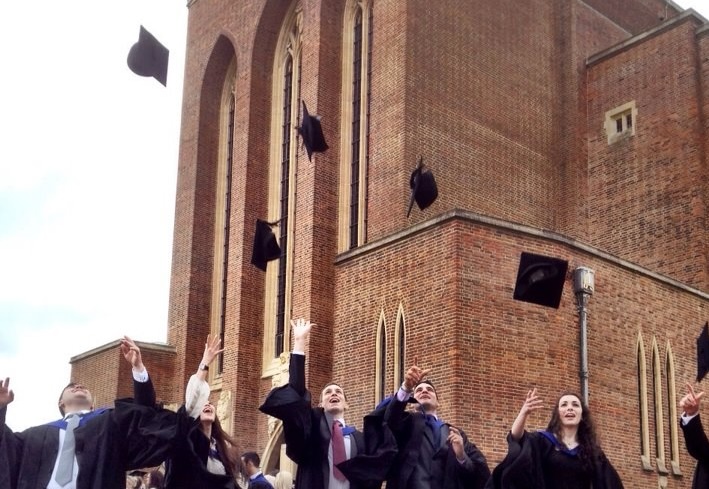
210, 415, 243, 477
546, 392, 601, 472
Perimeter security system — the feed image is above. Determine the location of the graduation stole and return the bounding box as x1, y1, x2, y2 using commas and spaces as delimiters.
538, 430, 581, 456
341, 425, 356, 436
46, 408, 109, 429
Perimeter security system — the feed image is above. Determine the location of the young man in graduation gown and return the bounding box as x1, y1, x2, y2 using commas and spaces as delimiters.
378, 362, 490, 489
259, 318, 396, 489
680, 383, 709, 489
0, 336, 172, 489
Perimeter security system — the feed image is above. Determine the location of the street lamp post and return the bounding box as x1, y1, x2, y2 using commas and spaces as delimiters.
573, 267, 595, 405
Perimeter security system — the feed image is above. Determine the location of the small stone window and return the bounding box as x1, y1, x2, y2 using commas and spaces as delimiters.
605, 101, 636, 144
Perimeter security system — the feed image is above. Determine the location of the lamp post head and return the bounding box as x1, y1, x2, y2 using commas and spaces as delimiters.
572, 267, 594, 296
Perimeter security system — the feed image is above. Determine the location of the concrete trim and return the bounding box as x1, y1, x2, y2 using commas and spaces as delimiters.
335, 209, 709, 301
70, 339, 176, 363
586, 9, 706, 67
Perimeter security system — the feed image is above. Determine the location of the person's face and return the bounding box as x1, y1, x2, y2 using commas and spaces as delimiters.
59, 384, 93, 413
413, 383, 439, 412
199, 402, 216, 423
557, 394, 583, 427
320, 384, 348, 414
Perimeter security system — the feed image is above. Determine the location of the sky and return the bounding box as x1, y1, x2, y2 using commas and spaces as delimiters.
0, 1, 186, 430
1, 0, 709, 432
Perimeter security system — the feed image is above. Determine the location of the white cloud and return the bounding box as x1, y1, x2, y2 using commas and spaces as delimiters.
0, 0, 185, 431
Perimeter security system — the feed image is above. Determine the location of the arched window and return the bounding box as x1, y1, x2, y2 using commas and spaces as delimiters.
664, 342, 681, 475
651, 337, 668, 475
338, 0, 373, 251
210, 58, 237, 378
636, 332, 652, 470
375, 309, 387, 404
393, 303, 406, 389
263, 3, 303, 375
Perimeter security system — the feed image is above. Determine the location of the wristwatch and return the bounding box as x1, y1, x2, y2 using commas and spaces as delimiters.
199, 363, 209, 371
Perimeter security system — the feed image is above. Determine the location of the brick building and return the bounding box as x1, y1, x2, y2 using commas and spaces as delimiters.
72, 1, 709, 487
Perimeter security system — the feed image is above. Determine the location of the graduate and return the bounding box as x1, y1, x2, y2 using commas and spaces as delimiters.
0, 336, 171, 489
486, 388, 623, 489
259, 318, 396, 489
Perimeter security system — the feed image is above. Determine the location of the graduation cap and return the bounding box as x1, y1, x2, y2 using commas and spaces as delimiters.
697, 322, 709, 382
251, 219, 281, 271
512, 252, 569, 308
406, 156, 438, 217
127, 26, 169, 87
297, 101, 328, 161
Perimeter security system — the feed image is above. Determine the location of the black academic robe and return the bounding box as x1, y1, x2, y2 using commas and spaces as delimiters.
680, 414, 709, 489
380, 395, 490, 489
0, 378, 174, 489
259, 353, 396, 489
163, 405, 240, 489
485, 431, 624, 489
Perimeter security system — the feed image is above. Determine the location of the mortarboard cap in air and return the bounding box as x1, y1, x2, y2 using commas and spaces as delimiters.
127, 26, 169, 87
697, 322, 709, 382
406, 157, 438, 217
251, 219, 281, 272
512, 252, 568, 309
297, 101, 328, 161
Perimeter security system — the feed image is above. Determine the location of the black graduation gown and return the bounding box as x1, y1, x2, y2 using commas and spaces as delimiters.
485, 431, 624, 489
680, 414, 709, 489
0, 378, 174, 489
259, 353, 396, 489
163, 405, 240, 489
380, 396, 490, 489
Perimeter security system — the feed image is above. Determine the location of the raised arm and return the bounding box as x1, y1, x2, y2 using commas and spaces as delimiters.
385, 361, 428, 430
510, 388, 543, 441
679, 383, 709, 462
185, 334, 223, 418
121, 336, 155, 407
289, 318, 315, 395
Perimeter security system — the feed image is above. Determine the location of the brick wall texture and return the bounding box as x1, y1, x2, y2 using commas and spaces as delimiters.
71, 1, 709, 487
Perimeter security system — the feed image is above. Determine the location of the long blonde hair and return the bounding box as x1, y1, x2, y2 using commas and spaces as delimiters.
274, 470, 293, 489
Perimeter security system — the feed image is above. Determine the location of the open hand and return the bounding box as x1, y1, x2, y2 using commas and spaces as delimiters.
403, 356, 430, 392
0, 378, 14, 409
520, 388, 544, 416
201, 334, 225, 366
680, 383, 705, 417
120, 336, 144, 371
448, 426, 465, 461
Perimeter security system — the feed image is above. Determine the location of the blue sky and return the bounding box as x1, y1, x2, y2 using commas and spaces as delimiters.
0, 0, 708, 432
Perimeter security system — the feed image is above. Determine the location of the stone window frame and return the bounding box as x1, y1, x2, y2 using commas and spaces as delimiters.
338, 0, 373, 252
262, 3, 303, 377
604, 101, 636, 144
209, 58, 238, 388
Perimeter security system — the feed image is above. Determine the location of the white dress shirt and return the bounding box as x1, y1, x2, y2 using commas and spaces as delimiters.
46, 368, 149, 489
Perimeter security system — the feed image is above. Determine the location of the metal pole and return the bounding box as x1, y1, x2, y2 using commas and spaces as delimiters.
576, 293, 589, 405
573, 267, 594, 406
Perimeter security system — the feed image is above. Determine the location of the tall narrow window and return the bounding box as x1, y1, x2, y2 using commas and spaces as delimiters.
665, 343, 681, 475
210, 59, 237, 381
393, 303, 406, 390
375, 309, 387, 405
637, 332, 652, 470
339, 0, 373, 252
652, 337, 668, 475
263, 4, 303, 375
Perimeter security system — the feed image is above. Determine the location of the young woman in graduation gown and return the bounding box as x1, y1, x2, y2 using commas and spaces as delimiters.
486, 389, 624, 489
163, 335, 243, 489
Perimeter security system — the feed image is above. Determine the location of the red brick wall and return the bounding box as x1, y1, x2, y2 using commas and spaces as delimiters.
586, 15, 708, 290
69, 1, 709, 487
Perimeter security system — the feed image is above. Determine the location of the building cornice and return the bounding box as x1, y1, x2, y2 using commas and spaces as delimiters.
335, 208, 709, 301
586, 9, 707, 67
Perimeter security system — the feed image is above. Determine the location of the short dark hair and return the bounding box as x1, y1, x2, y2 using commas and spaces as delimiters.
242, 451, 261, 467
320, 382, 347, 401
58, 382, 78, 416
